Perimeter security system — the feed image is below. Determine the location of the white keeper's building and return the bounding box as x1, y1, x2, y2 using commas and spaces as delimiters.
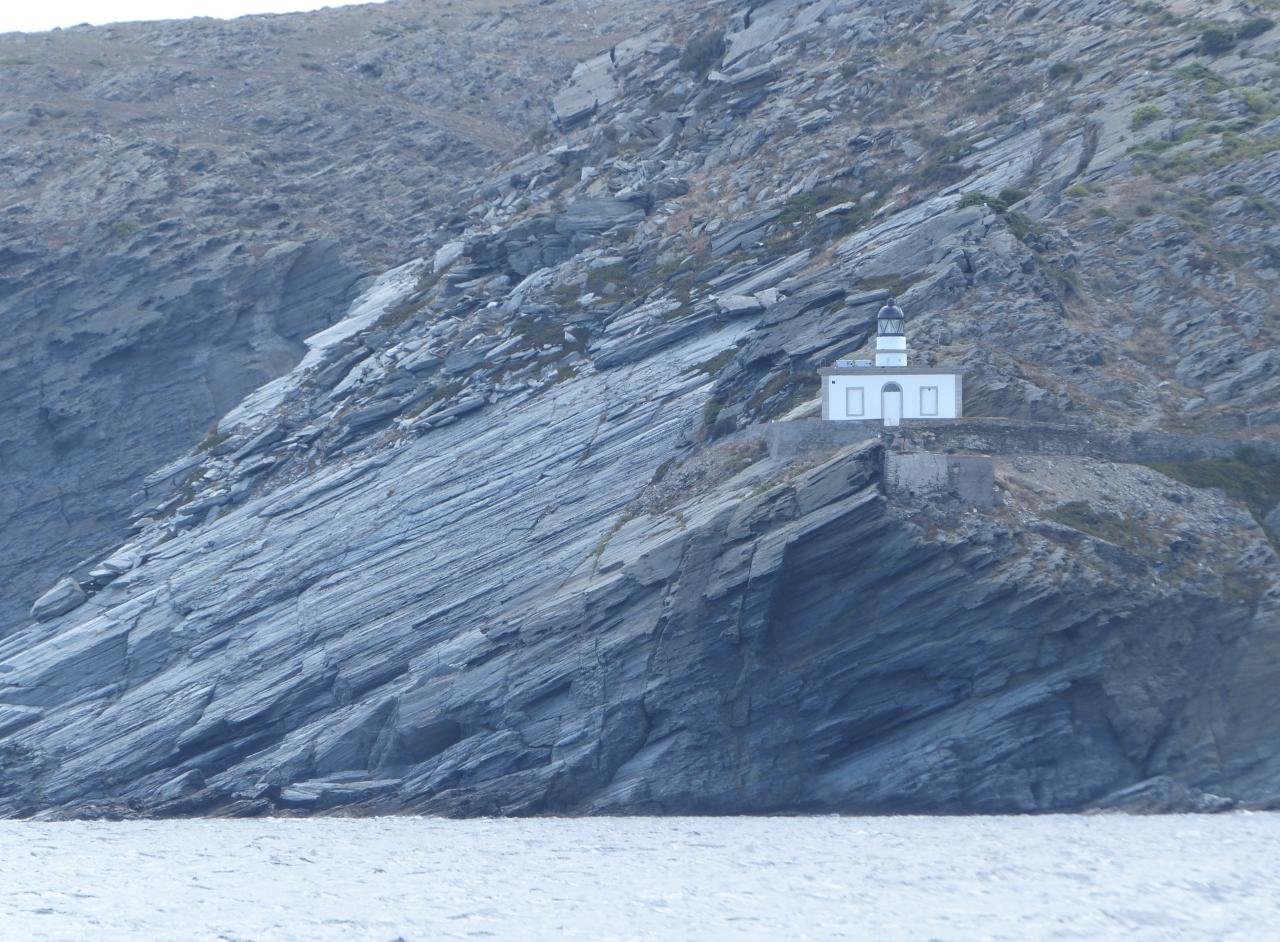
819, 298, 963, 426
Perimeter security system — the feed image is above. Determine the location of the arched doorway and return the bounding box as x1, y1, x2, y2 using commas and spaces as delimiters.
881, 382, 903, 427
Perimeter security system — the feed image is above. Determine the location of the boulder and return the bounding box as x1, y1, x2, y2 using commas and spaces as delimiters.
430, 396, 487, 422
433, 241, 465, 273
716, 294, 766, 316
155, 770, 207, 803
342, 399, 404, 430
709, 209, 781, 256
30, 578, 87, 622
552, 54, 618, 126
556, 198, 646, 238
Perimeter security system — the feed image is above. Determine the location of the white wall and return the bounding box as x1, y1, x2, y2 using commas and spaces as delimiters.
824, 374, 960, 421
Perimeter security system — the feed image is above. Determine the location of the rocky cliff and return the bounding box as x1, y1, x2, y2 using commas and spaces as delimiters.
0, 0, 671, 630
2, 0, 1279, 817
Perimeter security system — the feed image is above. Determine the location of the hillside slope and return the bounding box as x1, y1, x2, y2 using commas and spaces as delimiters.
2, 0, 1279, 817
0, 0, 671, 630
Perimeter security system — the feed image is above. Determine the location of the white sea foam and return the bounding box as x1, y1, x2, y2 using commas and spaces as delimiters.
1, 814, 1277, 941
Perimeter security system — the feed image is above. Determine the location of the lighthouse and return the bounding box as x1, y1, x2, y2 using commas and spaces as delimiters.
819, 298, 964, 426
874, 297, 907, 367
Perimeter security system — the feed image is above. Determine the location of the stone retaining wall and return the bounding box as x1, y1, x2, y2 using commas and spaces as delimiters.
759, 418, 1280, 465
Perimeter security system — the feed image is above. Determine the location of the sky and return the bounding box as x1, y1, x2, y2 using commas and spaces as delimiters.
0, 2, 386, 33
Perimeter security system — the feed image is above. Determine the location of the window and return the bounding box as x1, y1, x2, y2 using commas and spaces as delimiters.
920, 386, 939, 416
845, 387, 865, 416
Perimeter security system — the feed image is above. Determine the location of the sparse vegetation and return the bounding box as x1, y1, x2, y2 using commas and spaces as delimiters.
958, 191, 995, 210
964, 77, 1032, 114
196, 429, 230, 454
1148, 448, 1280, 528
1047, 501, 1148, 548
956, 191, 1038, 240
1198, 21, 1237, 55
585, 261, 633, 296
915, 138, 975, 186
1052, 268, 1081, 297
1047, 61, 1081, 82
858, 273, 921, 295
679, 29, 726, 76
1239, 88, 1273, 114
589, 513, 632, 568
1176, 63, 1230, 92
1130, 104, 1165, 130
1237, 17, 1276, 41
956, 189, 1027, 212
702, 395, 725, 430
691, 348, 738, 376
775, 186, 878, 246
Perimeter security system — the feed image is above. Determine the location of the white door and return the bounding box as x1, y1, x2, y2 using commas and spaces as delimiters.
882, 386, 902, 427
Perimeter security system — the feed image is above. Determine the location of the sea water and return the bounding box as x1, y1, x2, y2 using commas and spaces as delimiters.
2, 814, 1277, 940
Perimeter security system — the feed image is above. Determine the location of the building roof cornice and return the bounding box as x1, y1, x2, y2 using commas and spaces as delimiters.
819, 366, 964, 376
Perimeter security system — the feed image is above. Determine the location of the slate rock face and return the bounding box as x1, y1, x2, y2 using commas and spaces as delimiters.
558, 198, 647, 239
0, 334, 1277, 817
0, 0, 680, 633
0, 239, 362, 633
3, 0, 1280, 818
553, 54, 620, 126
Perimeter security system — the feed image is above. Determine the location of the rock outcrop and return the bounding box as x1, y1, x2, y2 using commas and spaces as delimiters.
0, 0, 676, 631
2, 0, 1279, 817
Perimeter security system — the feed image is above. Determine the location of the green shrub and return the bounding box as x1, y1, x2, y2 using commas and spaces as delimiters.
1130, 104, 1165, 129
1065, 183, 1091, 198
959, 190, 1026, 213
1053, 268, 1081, 295
1246, 194, 1278, 216
679, 30, 726, 75
1047, 501, 1146, 547
585, 261, 632, 296
964, 77, 1031, 113
1239, 87, 1273, 113
196, 429, 230, 454
702, 396, 725, 429
1047, 61, 1081, 82
1175, 63, 1230, 92
1237, 17, 1275, 40
957, 191, 995, 210
692, 348, 738, 376
915, 136, 975, 187
1149, 449, 1280, 525
1199, 21, 1237, 54
956, 192, 1038, 240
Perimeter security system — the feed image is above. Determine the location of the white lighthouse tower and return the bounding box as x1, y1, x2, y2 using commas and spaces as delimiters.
819, 297, 964, 426
874, 297, 907, 367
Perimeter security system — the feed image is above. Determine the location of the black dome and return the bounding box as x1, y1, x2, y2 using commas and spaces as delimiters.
877, 297, 905, 336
